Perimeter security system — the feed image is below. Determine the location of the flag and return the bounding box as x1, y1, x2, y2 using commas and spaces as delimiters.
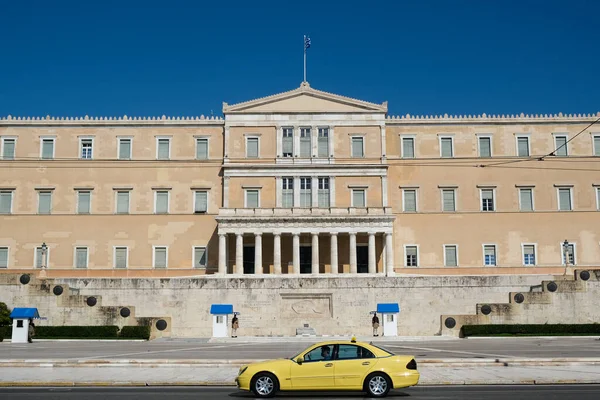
304, 35, 311, 51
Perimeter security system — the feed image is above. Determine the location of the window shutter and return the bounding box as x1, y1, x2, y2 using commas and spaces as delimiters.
115, 248, 127, 268
318, 190, 330, 208
119, 140, 131, 159
194, 247, 207, 268
247, 138, 258, 158
518, 138, 529, 156
35, 248, 43, 268
594, 136, 600, 156
76, 248, 88, 268
402, 138, 415, 158
407, 246, 417, 257
0, 248, 8, 268
404, 190, 416, 212
353, 190, 365, 207
559, 188, 571, 210
0, 192, 12, 214
154, 247, 167, 268
482, 189, 493, 200
38, 192, 52, 214
318, 137, 329, 157
158, 139, 170, 159
300, 191, 312, 207
195, 191, 207, 213
441, 138, 453, 157
196, 139, 208, 159
479, 137, 491, 157
352, 138, 363, 157
3, 140, 15, 159
156, 192, 168, 213
42, 140, 54, 159
442, 190, 455, 211
247, 190, 259, 208
445, 246, 457, 266
78, 192, 91, 214
117, 192, 129, 214
282, 136, 293, 155
282, 191, 293, 208
555, 136, 567, 156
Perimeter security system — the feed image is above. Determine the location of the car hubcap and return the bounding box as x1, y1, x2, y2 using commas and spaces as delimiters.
256, 376, 274, 395
369, 376, 387, 395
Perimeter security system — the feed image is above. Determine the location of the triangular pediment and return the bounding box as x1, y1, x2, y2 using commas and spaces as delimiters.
223, 82, 387, 114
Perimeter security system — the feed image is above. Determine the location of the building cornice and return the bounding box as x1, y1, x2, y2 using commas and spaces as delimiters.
0, 115, 224, 126
386, 112, 600, 125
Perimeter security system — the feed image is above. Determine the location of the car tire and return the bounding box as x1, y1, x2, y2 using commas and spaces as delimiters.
365, 372, 391, 398
250, 372, 279, 398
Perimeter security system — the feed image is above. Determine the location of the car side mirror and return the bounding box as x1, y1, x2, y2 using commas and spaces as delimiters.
296, 356, 304, 365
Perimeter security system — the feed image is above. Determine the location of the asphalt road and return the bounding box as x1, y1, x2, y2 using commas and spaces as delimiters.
1, 386, 600, 399
2, 337, 600, 361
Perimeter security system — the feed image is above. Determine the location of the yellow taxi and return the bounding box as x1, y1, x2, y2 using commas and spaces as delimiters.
235, 337, 419, 398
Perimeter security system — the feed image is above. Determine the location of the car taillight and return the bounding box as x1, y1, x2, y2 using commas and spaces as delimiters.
406, 359, 417, 370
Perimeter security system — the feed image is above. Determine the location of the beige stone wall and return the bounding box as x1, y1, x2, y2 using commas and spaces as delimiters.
228, 126, 276, 160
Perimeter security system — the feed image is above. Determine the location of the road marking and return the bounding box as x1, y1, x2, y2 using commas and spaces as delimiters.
384, 344, 515, 359
77, 343, 251, 360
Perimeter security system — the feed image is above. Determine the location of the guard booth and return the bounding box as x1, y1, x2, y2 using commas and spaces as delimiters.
210, 304, 233, 338
9, 308, 41, 343
377, 303, 400, 337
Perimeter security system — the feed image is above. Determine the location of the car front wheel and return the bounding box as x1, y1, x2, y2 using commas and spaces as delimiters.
251, 372, 278, 398
365, 373, 391, 398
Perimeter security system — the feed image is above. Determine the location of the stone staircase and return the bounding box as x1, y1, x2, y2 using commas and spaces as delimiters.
0, 273, 171, 340
441, 269, 600, 337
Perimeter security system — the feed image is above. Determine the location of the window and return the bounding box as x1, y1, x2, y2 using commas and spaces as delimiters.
402, 137, 415, 158
318, 177, 330, 208
402, 189, 417, 212
352, 189, 366, 208
38, 191, 52, 214
483, 245, 496, 266
154, 191, 169, 214
517, 136, 530, 157
478, 136, 492, 158
246, 137, 259, 158
596, 187, 600, 210
480, 189, 495, 212
282, 127, 293, 157
75, 247, 88, 269
0, 190, 13, 214
523, 244, 536, 266
300, 177, 312, 207
1, 138, 15, 159
562, 243, 575, 265
114, 247, 128, 269
442, 189, 456, 212
337, 345, 375, 360
196, 138, 208, 160
282, 177, 294, 208
245, 189, 259, 208
300, 128, 311, 157
41, 138, 55, 159
594, 135, 600, 156
554, 135, 568, 157
194, 191, 208, 213
318, 128, 329, 157
118, 138, 132, 160
157, 138, 171, 160
77, 191, 91, 214
557, 187, 572, 211
116, 191, 130, 214
444, 245, 458, 267
440, 137, 453, 158
519, 188, 534, 211
405, 245, 418, 267
35, 246, 50, 268
80, 138, 93, 159
0, 247, 8, 268
304, 345, 335, 362
153, 246, 168, 269
194, 246, 207, 269
351, 137, 364, 158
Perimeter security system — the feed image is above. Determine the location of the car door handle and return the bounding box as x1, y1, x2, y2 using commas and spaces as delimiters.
325, 363, 333, 367
362, 362, 370, 365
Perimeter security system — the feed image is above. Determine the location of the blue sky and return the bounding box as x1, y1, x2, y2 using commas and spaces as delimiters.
1, 0, 598, 117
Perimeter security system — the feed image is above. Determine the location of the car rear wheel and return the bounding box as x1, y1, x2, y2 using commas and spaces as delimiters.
365, 373, 391, 398
251, 372, 278, 398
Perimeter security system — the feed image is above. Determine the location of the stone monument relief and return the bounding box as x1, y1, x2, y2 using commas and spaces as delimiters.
280, 293, 333, 319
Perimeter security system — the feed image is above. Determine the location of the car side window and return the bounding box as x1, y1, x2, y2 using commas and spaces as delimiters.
336, 345, 375, 360
304, 345, 333, 362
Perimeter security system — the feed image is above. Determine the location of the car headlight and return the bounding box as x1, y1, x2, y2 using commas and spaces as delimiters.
238, 366, 248, 376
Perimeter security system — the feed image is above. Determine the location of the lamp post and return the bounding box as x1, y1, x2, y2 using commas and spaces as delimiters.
562, 239, 570, 276
40, 242, 48, 269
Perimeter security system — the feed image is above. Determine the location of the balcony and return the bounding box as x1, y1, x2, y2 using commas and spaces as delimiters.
217, 207, 392, 217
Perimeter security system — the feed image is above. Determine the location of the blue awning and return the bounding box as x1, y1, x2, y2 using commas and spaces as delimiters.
377, 303, 400, 314
10, 308, 41, 319
210, 304, 233, 315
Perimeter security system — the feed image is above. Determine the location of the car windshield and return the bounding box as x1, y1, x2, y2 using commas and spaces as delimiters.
289, 344, 318, 360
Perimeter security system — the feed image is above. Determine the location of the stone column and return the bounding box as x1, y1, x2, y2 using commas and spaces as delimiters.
218, 233, 227, 275
236, 233, 244, 275
311, 232, 319, 274
330, 233, 338, 274
349, 232, 357, 274
254, 233, 262, 274
368, 232, 376, 274
273, 233, 282, 274
385, 232, 395, 276
292, 233, 300, 274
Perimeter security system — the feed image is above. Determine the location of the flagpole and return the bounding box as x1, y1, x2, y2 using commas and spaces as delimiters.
303, 35, 307, 82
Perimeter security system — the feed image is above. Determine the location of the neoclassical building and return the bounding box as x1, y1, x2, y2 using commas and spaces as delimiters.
1, 82, 599, 278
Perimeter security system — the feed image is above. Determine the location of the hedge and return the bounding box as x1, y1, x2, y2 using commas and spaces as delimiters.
119, 325, 151, 340
462, 324, 600, 337
0, 326, 10, 341
35, 325, 120, 339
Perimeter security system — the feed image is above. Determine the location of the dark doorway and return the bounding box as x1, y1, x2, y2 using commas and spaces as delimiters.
243, 246, 255, 274
357, 246, 369, 273
300, 246, 312, 274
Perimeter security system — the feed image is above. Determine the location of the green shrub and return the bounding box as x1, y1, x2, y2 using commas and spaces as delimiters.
0, 302, 10, 327
0, 326, 11, 341
35, 326, 120, 339
462, 324, 600, 337
119, 325, 151, 340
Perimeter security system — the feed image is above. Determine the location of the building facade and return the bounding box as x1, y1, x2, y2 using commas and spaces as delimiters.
1, 82, 599, 278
